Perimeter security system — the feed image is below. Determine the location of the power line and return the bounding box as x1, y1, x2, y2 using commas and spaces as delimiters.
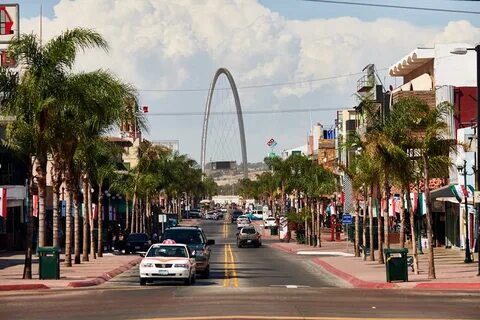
144, 107, 347, 116
300, 0, 480, 15
138, 67, 389, 93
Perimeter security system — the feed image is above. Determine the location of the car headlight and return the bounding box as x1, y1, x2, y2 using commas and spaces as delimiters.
174, 264, 189, 269
142, 263, 154, 268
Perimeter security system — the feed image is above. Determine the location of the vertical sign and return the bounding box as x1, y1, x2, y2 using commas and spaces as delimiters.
60, 200, 66, 217
0, 188, 7, 218
33, 195, 38, 217
0, 4, 20, 44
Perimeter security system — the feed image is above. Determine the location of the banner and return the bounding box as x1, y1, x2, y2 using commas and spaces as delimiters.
60, 200, 66, 217
92, 203, 98, 220
0, 188, 6, 218
33, 195, 39, 218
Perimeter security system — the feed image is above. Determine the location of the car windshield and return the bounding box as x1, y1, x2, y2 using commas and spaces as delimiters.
242, 228, 256, 234
147, 246, 188, 258
127, 234, 148, 242
162, 230, 204, 245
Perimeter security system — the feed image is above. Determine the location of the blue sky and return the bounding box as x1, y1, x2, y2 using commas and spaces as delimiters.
8, 0, 480, 163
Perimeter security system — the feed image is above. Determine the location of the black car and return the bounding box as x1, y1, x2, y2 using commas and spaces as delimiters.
160, 226, 215, 277
125, 233, 150, 254
231, 210, 243, 223
188, 210, 202, 219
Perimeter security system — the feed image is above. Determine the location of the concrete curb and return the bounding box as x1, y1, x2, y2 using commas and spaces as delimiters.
0, 284, 50, 291
414, 283, 480, 290
67, 257, 142, 288
311, 257, 396, 289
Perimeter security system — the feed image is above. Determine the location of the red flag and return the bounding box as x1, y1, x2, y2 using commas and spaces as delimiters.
0, 188, 7, 218
33, 195, 39, 218
92, 203, 98, 220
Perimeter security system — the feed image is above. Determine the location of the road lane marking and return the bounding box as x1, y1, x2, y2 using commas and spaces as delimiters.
222, 244, 238, 288
223, 244, 229, 287
136, 316, 462, 320
227, 244, 238, 287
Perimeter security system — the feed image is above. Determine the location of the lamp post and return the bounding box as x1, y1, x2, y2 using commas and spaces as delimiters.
451, 44, 480, 273
457, 159, 473, 263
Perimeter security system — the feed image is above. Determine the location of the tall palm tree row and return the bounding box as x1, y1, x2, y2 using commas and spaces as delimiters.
347, 96, 454, 277
0, 28, 143, 277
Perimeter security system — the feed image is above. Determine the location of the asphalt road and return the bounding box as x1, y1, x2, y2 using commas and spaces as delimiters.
1, 219, 480, 320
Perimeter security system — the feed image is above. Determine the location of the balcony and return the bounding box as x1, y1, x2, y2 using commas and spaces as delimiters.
357, 74, 374, 93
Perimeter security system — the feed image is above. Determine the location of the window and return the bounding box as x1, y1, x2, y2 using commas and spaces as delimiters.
147, 246, 187, 258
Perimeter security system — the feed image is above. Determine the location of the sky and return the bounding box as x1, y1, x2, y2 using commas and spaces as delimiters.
5, 0, 480, 164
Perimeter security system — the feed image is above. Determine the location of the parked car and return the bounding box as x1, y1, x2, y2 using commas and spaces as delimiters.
237, 226, 261, 248
188, 209, 202, 218
244, 212, 262, 221
205, 211, 218, 220
125, 233, 150, 254
139, 241, 196, 286
264, 216, 277, 229
159, 226, 215, 278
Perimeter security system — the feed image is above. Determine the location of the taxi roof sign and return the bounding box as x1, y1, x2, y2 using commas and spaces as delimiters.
162, 239, 176, 244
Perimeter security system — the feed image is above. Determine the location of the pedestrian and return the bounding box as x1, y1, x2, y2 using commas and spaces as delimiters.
152, 232, 158, 244
107, 227, 113, 252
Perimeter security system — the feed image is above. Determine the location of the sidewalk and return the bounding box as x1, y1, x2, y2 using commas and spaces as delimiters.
266, 227, 480, 290
0, 251, 141, 291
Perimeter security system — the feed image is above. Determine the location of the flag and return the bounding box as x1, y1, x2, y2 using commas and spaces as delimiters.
92, 203, 98, 220
451, 184, 474, 202
33, 195, 39, 218
0, 188, 6, 218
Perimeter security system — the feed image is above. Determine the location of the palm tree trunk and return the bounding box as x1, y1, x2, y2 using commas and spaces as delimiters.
52, 190, 60, 248
136, 201, 140, 233
88, 181, 96, 260
125, 195, 130, 234
377, 186, 385, 264
383, 180, 391, 250
316, 200, 321, 247
74, 190, 81, 264
82, 178, 89, 262
23, 177, 33, 279
131, 193, 137, 234
399, 189, 406, 248
65, 191, 72, 267
97, 184, 104, 258
362, 193, 367, 261
407, 190, 419, 274
369, 187, 375, 261
36, 158, 48, 248
423, 155, 436, 279
354, 197, 360, 257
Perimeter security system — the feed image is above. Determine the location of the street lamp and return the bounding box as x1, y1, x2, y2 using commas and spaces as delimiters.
456, 158, 473, 264
451, 44, 480, 273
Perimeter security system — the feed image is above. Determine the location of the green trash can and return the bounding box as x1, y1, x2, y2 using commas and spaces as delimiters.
384, 248, 408, 282
270, 226, 279, 236
38, 247, 60, 280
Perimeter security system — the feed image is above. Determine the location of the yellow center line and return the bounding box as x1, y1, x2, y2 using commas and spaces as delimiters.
227, 244, 238, 287
223, 244, 229, 287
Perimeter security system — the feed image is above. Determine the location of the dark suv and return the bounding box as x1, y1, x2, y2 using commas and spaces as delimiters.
231, 210, 243, 223
160, 227, 215, 277
125, 233, 150, 254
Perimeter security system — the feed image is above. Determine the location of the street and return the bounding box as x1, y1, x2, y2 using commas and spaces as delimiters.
1, 220, 480, 319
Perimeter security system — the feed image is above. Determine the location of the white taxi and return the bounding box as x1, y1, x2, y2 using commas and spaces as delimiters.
139, 240, 196, 286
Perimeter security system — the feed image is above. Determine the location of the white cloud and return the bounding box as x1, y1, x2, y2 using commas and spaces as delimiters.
17, 0, 480, 162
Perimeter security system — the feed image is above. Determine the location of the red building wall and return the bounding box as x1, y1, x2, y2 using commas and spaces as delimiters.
455, 87, 478, 128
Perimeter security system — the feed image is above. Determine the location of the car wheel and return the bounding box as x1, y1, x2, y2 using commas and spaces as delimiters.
184, 276, 192, 286
237, 242, 242, 248
191, 273, 196, 284
140, 278, 147, 286
147, 279, 153, 284
125, 250, 130, 255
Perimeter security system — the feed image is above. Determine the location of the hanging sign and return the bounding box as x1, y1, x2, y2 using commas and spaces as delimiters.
0, 188, 7, 218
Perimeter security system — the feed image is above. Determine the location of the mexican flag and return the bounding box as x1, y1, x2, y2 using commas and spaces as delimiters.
450, 184, 474, 202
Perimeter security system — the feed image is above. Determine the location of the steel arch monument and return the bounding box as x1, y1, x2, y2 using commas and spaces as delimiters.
200, 68, 248, 179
